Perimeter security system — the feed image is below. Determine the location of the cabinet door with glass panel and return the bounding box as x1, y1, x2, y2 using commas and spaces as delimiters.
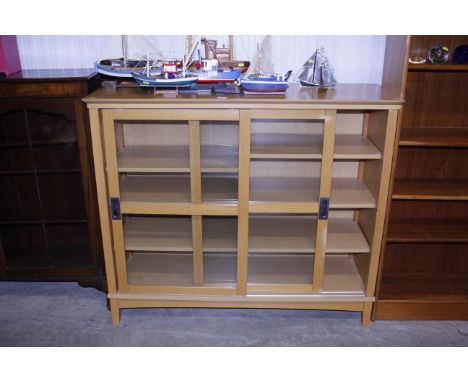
101, 109, 240, 295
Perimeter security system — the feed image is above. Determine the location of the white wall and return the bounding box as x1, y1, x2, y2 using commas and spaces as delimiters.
17, 35, 386, 84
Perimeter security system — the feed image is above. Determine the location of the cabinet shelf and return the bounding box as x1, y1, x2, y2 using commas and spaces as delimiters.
248, 254, 364, 294
126, 252, 364, 293
393, 179, 468, 200
408, 63, 468, 72
120, 174, 238, 205
123, 216, 370, 254
118, 145, 238, 173
250, 134, 381, 160
250, 177, 375, 210
399, 127, 468, 148
387, 223, 468, 243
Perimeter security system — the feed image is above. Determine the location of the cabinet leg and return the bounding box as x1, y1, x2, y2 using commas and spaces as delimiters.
362, 302, 373, 327
110, 299, 120, 325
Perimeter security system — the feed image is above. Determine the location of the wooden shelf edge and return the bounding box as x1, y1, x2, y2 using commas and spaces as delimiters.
392, 179, 468, 200
387, 223, 468, 243
408, 63, 468, 72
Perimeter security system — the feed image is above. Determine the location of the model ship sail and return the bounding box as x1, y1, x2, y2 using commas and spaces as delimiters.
245, 35, 275, 76
298, 48, 337, 87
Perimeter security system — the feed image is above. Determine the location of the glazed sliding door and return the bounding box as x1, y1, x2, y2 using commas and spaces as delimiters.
243, 109, 336, 294
100, 108, 241, 295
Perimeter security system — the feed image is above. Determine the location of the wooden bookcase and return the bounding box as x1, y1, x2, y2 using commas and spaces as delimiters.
84, 84, 401, 325
375, 36, 468, 319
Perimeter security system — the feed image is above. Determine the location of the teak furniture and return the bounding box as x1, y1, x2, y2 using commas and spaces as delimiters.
84, 83, 402, 325
0, 69, 105, 288
375, 36, 468, 319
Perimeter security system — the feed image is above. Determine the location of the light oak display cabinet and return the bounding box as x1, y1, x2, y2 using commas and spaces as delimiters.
84, 84, 402, 325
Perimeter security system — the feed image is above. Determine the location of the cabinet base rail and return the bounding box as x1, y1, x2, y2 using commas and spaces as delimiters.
107, 293, 375, 326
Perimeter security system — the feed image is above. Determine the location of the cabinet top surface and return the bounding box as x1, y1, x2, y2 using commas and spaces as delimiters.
83, 83, 403, 108
1, 69, 97, 82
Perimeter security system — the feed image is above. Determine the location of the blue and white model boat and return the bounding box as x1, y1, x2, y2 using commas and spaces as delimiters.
240, 36, 292, 94
132, 60, 197, 89
241, 72, 291, 94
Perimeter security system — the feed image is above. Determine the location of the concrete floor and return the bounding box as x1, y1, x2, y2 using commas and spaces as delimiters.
0, 281, 467, 346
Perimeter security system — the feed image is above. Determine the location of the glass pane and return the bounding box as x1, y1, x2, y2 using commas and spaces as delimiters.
203, 216, 237, 287
27, 108, 76, 145
248, 214, 317, 286
0, 224, 48, 268
200, 120, 239, 204
117, 121, 189, 173
124, 215, 194, 287
37, 174, 86, 220
0, 147, 33, 171
33, 143, 80, 171
0, 175, 42, 221
0, 109, 28, 146
250, 119, 324, 159
45, 223, 92, 268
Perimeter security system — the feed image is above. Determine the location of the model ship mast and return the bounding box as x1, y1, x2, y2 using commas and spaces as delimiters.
186, 35, 250, 73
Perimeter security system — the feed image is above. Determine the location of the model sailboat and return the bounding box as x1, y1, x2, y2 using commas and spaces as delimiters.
96, 36, 164, 79
298, 48, 337, 87
240, 36, 291, 94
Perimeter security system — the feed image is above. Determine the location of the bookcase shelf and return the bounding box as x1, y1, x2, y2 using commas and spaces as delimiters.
399, 127, 468, 148
387, 223, 468, 243
123, 216, 370, 254
250, 134, 381, 160
393, 179, 468, 200
84, 83, 401, 325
